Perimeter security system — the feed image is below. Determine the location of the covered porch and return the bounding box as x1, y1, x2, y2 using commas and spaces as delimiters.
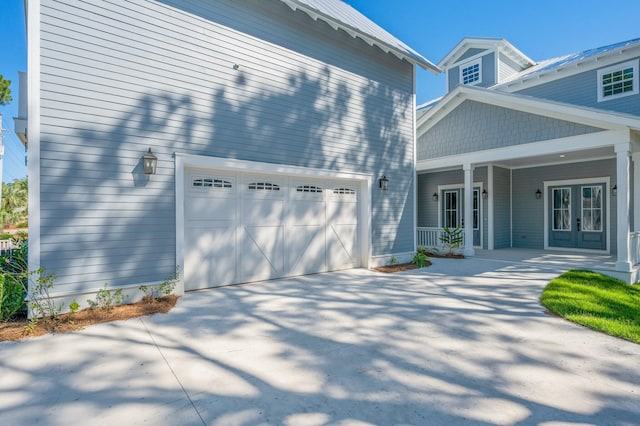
415, 87, 640, 283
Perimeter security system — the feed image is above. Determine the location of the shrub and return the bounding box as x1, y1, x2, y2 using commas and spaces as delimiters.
439, 227, 463, 255
88, 284, 125, 311
412, 251, 429, 268
0, 240, 28, 321
139, 265, 180, 302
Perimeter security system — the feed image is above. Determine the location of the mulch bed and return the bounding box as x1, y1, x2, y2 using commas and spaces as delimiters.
0, 295, 178, 342
427, 253, 465, 259
373, 262, 430, 273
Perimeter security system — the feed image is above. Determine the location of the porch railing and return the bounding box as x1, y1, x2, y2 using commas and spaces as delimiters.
630, 232, 640, 266
416, 227, 465, 249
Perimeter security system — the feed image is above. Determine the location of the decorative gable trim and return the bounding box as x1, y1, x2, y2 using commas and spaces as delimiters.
417, 85, 640, 135
438, 38, 535, 71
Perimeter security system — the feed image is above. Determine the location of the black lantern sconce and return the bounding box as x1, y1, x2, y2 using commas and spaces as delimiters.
482, 189, 488, 199
612, 185, 617, 197
432, 192, 438, 202
379, 175, 389, 191
535, 188, 542, 199
143, 148, 158, 175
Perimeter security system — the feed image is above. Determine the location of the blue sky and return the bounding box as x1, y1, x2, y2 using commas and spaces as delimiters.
0, 0, 639, 183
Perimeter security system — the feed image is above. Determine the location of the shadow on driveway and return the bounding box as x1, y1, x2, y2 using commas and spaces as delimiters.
1, 257, 639, 425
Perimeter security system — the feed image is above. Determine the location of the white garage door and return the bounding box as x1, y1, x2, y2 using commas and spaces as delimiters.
184, 168, 361, 291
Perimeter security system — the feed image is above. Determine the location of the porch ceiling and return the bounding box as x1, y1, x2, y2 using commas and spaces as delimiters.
493, 146, 615, 169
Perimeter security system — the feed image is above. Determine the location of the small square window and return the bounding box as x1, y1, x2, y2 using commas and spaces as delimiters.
597, 60, 639, 102
459, 58, 482, 86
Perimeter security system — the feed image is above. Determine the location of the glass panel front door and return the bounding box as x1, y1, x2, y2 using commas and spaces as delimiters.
440, 188, 481, 246
548, 183, 606, 250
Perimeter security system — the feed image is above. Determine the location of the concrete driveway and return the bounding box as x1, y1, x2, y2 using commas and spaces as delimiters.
1, 257, 639, 425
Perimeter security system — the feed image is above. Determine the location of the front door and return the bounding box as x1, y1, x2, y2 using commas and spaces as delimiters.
548, 183, 606, 250
441, 188, 480, 246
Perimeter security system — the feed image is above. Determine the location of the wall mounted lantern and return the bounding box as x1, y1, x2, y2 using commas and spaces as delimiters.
535, 188, 542, 199
143, 148, 158, 175
482, 189, 488, 199
432, 192, 438, 202
612, 185, 617, 197
379, 175, 389, 191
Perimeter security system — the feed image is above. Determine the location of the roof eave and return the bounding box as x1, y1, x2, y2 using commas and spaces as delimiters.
418, 85, 640, 134
280, 0, 440, 73
438, 37, 535, 70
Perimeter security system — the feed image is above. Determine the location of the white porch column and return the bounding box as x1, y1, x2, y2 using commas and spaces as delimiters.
463, 163, 475, 256
488, 164, 494, 250
615, 143, 632, 271
632, 152, 640, 232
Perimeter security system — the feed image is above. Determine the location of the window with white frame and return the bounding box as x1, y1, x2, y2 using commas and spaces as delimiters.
443, 190, 459, 228
460, 59, 482, 85
552, 188, 571, 231
581, 186, 603, 232
597, 60, 639, 102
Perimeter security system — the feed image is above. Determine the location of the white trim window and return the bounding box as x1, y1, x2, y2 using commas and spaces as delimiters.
581, 186, 603, 232
460, 58, 482, 86
597, 60, 639, 102
552, 188, 571, 231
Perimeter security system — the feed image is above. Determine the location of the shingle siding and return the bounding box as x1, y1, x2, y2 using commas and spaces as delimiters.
38, 0, 416, 292
417, 100, 605, 160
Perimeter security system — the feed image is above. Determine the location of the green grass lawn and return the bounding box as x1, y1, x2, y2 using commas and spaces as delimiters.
541, 270, 640, 344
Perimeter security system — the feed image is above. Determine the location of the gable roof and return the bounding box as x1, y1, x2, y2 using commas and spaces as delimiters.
418, 85, 640, 134
495, 37, 640, 90
437, 37, 535, 70
279, 0, 440, 73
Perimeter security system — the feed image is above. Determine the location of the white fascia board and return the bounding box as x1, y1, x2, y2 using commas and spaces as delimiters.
497, 43, 640, 92
417, 86, 640, 135
439, 38, 535, 70
416, 129, 629, 172
279, 0, 440, 73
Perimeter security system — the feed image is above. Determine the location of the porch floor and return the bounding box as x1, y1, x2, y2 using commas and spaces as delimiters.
472, 248, 618, 274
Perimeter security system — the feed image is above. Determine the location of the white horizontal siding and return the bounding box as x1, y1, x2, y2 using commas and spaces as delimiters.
38, 0, 415, 294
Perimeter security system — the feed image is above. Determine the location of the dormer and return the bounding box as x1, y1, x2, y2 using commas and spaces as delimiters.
438, 38, 536, 93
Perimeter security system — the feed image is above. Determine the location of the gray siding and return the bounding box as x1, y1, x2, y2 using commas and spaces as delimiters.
516, 59, 640, 116
447, 68, 460, 92
498, 53, 520, 83
474, 167, 489, 249
493, 166, 511, 249
447, 52, 495, 91
512, 159, 617, 252
418, 100, 605, 160
479, 53, 496, 88
458, 48, 488, 62
417, 170, 462, 227
38, 0, 415, 292
417, 167, 488, 249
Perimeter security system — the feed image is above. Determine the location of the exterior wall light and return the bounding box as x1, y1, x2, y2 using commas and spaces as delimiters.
612, 185, 617, 197
482, 189, 488, 199
535, 189, 542, 199
143, 148, 158, 175
379, 175, 389, 191
432, 192, 438, 201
